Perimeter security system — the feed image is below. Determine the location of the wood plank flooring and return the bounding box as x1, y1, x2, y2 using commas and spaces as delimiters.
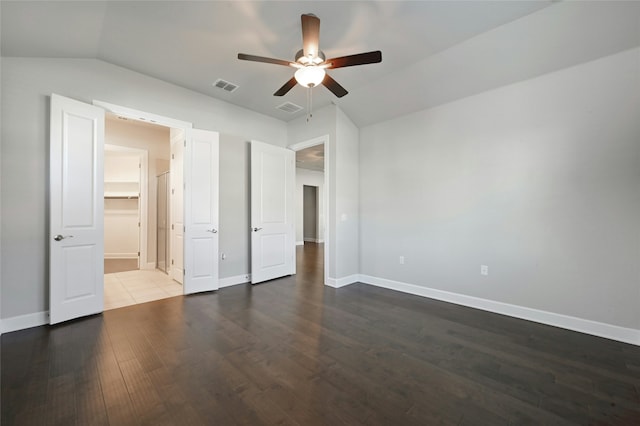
2, 242, 640, 425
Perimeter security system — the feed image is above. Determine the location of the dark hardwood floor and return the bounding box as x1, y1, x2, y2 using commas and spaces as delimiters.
2, 242, 640, 425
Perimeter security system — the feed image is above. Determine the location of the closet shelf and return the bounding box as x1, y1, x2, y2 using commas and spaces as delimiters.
104, 192, 139, 199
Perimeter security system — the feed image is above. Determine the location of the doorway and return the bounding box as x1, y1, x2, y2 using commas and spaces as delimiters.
103, 144, 145, 274
290, 136, 327, 284
102, 114, 182, 310
50, 95, 220, 324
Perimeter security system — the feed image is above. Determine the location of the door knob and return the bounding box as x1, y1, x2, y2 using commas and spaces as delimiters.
207, 228, 218, 233
53, 234, 73, 241
252, 227, 262, 232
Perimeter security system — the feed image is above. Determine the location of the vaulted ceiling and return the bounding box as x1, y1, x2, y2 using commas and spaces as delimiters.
2, 1, 639, 127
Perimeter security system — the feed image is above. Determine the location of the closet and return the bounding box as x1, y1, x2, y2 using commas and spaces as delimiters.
104, 149, 141, 269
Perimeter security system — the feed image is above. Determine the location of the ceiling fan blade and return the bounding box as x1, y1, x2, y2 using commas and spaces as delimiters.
326, 51, 382, 69
322, 74, 348, 98
274, 77, 298, 97
238, 53, 292, 67
301, 14, 320, 59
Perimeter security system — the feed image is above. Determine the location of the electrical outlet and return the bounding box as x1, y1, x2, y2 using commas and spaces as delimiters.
481, 265, 489, 276
399, 256, 405, 265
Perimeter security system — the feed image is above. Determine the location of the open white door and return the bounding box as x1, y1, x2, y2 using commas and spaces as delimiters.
183, 129, 220, 294
50, 94, 105, 324
170, 129, 184, 283
251, 141, 295, 284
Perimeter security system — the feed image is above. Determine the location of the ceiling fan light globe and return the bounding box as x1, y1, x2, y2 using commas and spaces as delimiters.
295, 66, 326, 88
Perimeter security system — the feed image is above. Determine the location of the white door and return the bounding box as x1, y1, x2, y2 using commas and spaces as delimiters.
183, 129, 220, 294
49, 94, 105, 324
250, 141, 295, 284
170, 129, 184, 284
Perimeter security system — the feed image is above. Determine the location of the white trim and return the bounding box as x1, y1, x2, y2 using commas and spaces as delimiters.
104, 253, 138, 259
359, 275, 640, 346
142, 262, 156, 270
288, 135, 328, 152
288, 135, 330, 288
93, 101, 193, 130
1, 311, 49, 334
219, 274, 251, 288
326, 274, 359, 289
296, 241, 304, 246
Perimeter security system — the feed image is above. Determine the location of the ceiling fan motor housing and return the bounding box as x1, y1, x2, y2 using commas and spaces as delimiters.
295, 49, 325, 65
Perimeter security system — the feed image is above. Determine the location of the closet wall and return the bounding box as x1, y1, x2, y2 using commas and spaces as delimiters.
104, 152, 140, 259
105, 116, 170, 268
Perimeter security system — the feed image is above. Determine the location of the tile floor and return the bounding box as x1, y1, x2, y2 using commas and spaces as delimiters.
104, 269, 183, 310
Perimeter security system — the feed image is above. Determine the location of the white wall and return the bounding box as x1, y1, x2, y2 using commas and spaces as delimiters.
360, 48, 640, 333
296, 168, 324, 244
0, 57, 287, 320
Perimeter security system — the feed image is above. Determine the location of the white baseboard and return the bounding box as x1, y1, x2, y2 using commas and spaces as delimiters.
219, 274, 251, 288
1, 311, 49, 334
141, 262, 156, 270
104, 253, 138, 259
359, 275, 640, 346
296, 241, 304, 246
326, 274, 359, 288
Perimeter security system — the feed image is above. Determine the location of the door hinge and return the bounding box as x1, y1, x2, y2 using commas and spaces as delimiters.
171, 224, 174, 230
172, 188, 175, 195
183, 269, 185, 275
139, 163, 141, 169
138, 252, 140, 257
183, 226, 186, 232
138, 222, 140, 227
171, 259, 174, 265
184, 140, 186, 147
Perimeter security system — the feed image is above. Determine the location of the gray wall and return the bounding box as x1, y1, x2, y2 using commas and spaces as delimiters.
288, 105, 337, 278
360, 48, 640, 330
219, 135, 250, 279
303, 186, 318, 240
288, 104, 360, 282
0, 57, 286, 319
335, 107, 360, 279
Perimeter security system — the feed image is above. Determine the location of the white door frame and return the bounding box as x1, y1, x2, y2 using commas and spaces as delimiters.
104, 143, 149, 269
93, 101, 193, 293
288, 135, 330, 286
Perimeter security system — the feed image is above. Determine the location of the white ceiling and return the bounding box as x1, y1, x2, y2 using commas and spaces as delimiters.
2, 1, 639, 127
296, 144, 324, 172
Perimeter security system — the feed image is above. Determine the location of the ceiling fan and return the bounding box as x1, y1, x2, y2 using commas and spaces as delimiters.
238, 13, 382, 98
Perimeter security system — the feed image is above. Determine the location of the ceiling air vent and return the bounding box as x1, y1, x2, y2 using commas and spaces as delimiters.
212, 79, 239, 93
277, 102, 303, 114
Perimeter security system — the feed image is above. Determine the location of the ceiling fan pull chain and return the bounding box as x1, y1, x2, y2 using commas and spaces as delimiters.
306, 87, 313, 122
